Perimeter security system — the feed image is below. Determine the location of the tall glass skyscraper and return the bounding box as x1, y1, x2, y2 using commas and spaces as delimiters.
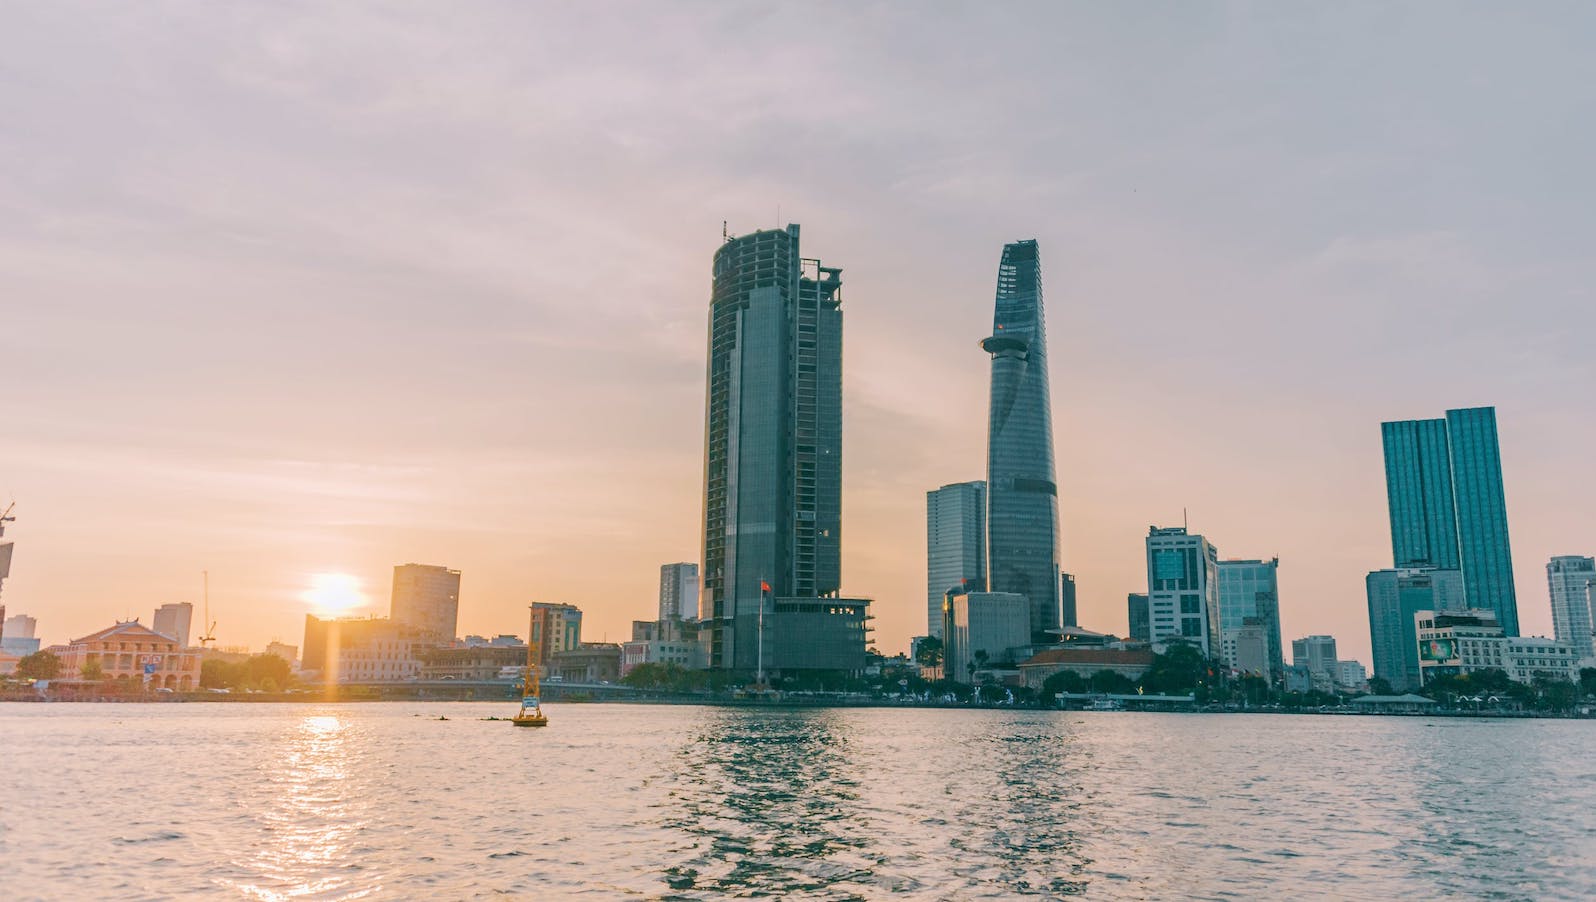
926, 481, 986, 640
1381, 406, 1519, 635
701, 225, 843, 670
1217, 558, 1284, 683
981, 240, 1061, 643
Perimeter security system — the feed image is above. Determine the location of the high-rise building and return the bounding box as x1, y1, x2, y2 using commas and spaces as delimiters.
1060, 572, 1078, 628
1366, 566, 1465, 690
1, 613, 39, 657
1143, 527, 1220, 655
981, 240, 1061, 643
1217, 558, 1284, 682
658, 562, 699, 622
390, 563, 461, 643
926, 481, 986, 639
3, 613, 35, 640
700, 224, 851, 671
1382, 407, 1519, 635
152, 602, 193, 648
1546, 555, 1596, 660
1126, 593, 1150, 641
1291, 635, 1338, 680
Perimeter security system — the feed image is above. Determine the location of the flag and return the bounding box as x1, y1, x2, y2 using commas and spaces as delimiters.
760, 580, 771, 593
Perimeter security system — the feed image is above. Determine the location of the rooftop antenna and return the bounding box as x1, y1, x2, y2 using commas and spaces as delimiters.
197, 570, 217, 649
1183, 508, 1189, 531
722, 220, 728, 242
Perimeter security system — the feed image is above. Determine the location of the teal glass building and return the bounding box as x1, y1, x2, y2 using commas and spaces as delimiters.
981, 240, 1061, 643
1380, 406, 1519, 636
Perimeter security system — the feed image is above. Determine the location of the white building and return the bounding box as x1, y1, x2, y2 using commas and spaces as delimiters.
152, 602, 193, 648
1336, 660, 1368, 691
620, 637, 708, 676
1292, 635, 1339, 687
1545, 556, 1595, 660
1416, 609, 1581, 686
942, 591, 1028, 683
658, 562, 699, 622
2, 613, 40, 657
1143, 527, 1220, 656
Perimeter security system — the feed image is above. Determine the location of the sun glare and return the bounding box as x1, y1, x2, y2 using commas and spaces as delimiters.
302, 573, 366, 615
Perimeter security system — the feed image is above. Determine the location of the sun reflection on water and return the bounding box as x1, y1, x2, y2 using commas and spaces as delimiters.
226, 712, 381, 901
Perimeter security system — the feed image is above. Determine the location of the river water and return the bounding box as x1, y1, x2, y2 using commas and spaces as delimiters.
1, 702, 1592, 899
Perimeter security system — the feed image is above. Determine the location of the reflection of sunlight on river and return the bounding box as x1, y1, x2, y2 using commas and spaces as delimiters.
230, 713, 380, 901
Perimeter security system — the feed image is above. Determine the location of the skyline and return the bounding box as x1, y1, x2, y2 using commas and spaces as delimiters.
4, 4, 1596, 663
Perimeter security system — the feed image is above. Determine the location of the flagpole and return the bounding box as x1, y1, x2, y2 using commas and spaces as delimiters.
756, 577, 766, 688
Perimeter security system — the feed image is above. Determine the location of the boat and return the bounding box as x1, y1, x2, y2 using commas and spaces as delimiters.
511, 607, 548, 727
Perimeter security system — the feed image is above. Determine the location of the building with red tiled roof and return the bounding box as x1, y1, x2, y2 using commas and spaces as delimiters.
56, 620, 202, 689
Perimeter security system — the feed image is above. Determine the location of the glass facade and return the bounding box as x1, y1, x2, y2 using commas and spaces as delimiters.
1381, 407, 1519, 635
1144, 527, 1219, 655
1366, 567, 1464, 691
926, 481, 985, 639
1216, 558, 1284, 682
1546, 555, 1596, 660
981, 240, 1061, 643
701, 225, 844, 670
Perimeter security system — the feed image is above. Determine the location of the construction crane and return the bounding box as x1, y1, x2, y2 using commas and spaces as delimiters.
197, 569, 217, 648
0, 501, 15, 538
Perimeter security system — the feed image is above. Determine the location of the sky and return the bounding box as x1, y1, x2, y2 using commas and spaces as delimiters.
2, 2, 1593, 664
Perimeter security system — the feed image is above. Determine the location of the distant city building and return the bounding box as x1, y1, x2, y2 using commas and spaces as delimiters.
422, 644, 526, 681
151, 602, 193, 648
1217, 558, 1284, 682
658, 562, 700, 622
941, 590, 1029, 683
926, 480, 986, 639
264, 640, 299, 669
1336, 660, 1368, 691
1416, 609, 1581, 686
1, 613, 39, 657
1545, 555, 1595, 660
551, 643, 622, 683
620, 636, 707, 676
1382, 407, 1519, 634
700, 224, 847, 671
389, 563, 461, 643
1017, 648, 1157, 691
1060, 572, 1078, 628
462, 634, 524, 648
764, 597, 872, 674
302, 615, 419, 679
1291, 635, 1339, 692
1229, 623, 1271, 678
1143, 527, 1220, 656
1367, 567, 1465, 690
1126, 593, 1150, 642
54, 620, 202, 689
982, 240, 1062, 644
528, 603, 583, 668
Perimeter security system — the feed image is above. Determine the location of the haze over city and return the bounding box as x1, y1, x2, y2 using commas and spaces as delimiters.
4, 3, 1594, 663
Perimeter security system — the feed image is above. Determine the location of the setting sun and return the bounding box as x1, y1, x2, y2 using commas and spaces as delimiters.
301, 573, 367, 615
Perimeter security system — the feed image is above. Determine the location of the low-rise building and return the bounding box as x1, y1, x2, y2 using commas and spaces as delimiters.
1416, 609, 1582, 686
54, 620, 202, 689
551, 643, 622, 683
621, 637, 707, 677
302, 615, 423, 682
422, 645, 527, 681
1016, 648, 1156, 691
264, 641, 299, 670
764, 597, 872, 674
1336, 660, 1368, 692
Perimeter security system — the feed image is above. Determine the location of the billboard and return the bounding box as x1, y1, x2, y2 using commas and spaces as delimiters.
1419, 638, 1456, 662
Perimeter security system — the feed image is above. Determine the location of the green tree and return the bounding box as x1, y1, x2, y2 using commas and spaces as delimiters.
1089, 670, 1136, 695
914, 636, 944, 669
1579, 667, 1596, 698
15, 651, 60, 680
1139, 643, 1208, 696
200, 658, 236, 689
1366, 676, 1395, 696
246, 654, 292, 690
1040, 669, 1087, 699
80, 658, 106, 681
